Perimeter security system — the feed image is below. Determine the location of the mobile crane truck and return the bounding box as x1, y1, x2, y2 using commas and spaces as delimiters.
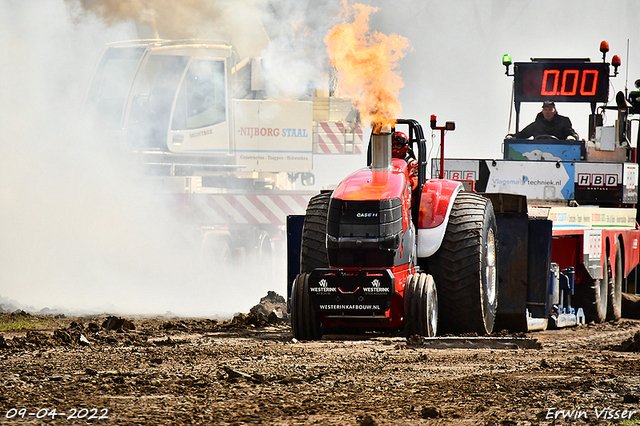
84, 39, 363, 268
287, 41, 640, 339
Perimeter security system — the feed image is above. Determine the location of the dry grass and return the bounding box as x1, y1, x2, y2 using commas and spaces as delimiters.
0, 312, 55, 332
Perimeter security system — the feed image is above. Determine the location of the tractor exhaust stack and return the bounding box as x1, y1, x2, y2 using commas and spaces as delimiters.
371, 124, 392, 170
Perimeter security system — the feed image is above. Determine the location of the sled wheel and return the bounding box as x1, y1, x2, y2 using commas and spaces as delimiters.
606, 242, 623, 321
430, 192, 498, 335
300, 191, 332, 273
290, 273, 323, 341
404, 273, 438, 337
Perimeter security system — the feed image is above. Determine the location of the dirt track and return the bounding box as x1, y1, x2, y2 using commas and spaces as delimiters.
1, 309, 640, 426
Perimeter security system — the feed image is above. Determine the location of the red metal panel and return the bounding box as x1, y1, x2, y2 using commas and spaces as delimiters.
603, 229, 640, 278
551, 236, 581, 270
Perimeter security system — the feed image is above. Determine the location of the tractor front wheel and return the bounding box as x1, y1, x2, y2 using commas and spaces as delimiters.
290, 273, 323, 341
404, 273, 438, 337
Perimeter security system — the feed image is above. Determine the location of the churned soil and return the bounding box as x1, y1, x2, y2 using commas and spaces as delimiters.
1, 306, 640, 425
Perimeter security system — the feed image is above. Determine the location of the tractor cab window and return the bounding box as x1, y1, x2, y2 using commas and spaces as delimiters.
84, 47, 145, 129
126, 55, 188, 149
171, 59, 226, 131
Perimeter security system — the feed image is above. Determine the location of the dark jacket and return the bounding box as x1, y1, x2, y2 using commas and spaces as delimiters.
515, 112, 578, 140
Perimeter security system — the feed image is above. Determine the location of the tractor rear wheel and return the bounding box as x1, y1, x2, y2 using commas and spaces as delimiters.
290, 273, 323, 340
300, 191, 332, 273
606, 242, 623, 321
430, 192, 498, 335
404, 273, 438, 337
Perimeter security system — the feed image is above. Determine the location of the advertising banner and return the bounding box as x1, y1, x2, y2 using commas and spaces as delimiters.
435, 159, 574, 201
234, 100, 313, 173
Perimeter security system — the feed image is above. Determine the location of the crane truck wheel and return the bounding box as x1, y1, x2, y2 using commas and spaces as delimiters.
255, 230, 273, 277
429, 192, 498, 335
290, 273, 323, 340
404, 273, 438, 337
300, 191, 332, 273
200, 233, 234, 269
606, 242, 623, 321
574, 278, 607, 323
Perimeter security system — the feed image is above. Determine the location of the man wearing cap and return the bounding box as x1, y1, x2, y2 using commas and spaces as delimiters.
514, 101, 579, 140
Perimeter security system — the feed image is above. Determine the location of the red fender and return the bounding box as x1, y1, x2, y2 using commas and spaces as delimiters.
416, 179, 463, 257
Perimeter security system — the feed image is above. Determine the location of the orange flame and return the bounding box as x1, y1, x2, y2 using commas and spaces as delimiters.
325, 1, 411, 130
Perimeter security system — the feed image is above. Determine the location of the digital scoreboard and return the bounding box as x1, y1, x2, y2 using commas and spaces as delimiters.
514, 62, 610, 104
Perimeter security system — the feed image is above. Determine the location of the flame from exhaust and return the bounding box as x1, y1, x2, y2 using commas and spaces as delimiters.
325, 1, 411, 129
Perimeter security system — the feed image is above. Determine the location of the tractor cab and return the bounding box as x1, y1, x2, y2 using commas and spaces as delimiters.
501, 41, 637, 167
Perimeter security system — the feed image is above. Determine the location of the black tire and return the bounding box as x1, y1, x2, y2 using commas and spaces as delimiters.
606, 242, 623, 321
574, 276, 607, 323
300, 191, 332, 273
430, 192, 498, 335
290, 273, 323, 340
404, 273, 438, 337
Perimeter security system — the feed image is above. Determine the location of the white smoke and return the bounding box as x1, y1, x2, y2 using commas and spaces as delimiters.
4, 0, 637, 317
257, 1, 344, 98
0, 1, 282, 317
64, 0, 343, 97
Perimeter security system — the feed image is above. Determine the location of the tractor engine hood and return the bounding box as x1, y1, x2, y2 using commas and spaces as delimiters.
332, 162, 407, 202
326, 161, 412, 268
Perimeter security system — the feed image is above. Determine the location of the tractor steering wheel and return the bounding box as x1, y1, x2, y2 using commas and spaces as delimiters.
534, 134, 559, 140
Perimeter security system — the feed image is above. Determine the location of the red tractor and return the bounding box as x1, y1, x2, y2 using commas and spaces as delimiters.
287, 43, 640, 340
287, 119, 498, 339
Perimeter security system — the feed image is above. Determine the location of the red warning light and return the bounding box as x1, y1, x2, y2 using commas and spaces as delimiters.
612, 55, 621, 67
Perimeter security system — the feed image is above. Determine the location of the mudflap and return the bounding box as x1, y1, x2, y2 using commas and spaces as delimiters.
307, 269, 395, 318
485, 194, 552, 332
286, 215, 305, 305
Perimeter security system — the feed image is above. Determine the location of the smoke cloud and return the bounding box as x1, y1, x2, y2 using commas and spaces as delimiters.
2, 0, 638, 317
65, 0, 344, 98
0, 0, 315, 317
65, 0, 269, 58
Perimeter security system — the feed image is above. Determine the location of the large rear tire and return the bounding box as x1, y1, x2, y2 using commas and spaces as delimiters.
606, 242, 623, 321
300, 191, 332, 273
404, 273, 438, 337
290, 273, 323, 340
430, 192, 498, 335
